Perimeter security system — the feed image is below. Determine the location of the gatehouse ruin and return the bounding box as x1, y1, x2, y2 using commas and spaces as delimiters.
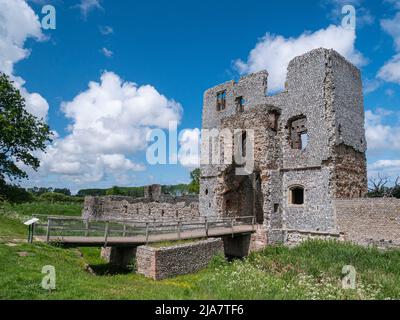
84, 48, 400, 255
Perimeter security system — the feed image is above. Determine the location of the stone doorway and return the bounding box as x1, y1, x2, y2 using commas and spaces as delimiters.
217, 166, 264, 224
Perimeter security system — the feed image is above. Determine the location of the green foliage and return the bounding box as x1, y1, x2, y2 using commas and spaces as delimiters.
0, 73, 52, 182
78, 182, 198, 199
27, 187, 54, 196
1, 212, 400, 300
0, 181, 33, 204
1, 201, 83, 217
38, 192, 83, 203
53, 188, 71, 196
188, 168, 200, 194
106, 186, 123, 196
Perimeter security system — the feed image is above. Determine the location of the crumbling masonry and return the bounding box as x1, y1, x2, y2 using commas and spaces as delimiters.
84, 48, 400, 250
200, 48, 398, 247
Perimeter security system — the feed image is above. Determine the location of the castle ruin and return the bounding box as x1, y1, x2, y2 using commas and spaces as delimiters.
84, 48, 400, 250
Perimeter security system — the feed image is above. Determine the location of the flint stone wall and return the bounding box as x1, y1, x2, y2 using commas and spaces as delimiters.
83, 195, 199, 221
335, 199, 400, 248
136, 238, 224, 280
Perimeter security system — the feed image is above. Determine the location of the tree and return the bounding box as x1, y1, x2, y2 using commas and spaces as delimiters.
53, 188, 71, 196
0, 179, 33, 203
368, 174, 400, 199
0, 73, 52, 185
188, 168, 200, 194
106, 186, 123, 196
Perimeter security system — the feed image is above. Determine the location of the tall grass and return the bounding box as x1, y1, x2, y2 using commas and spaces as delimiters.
0, 213, 399, 300
1, 201, 83, 218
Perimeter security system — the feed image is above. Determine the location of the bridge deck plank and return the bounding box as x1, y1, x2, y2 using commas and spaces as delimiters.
36, 225, 254, 246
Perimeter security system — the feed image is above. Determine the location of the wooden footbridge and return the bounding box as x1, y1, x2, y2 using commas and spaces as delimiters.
32, 215, 256, 247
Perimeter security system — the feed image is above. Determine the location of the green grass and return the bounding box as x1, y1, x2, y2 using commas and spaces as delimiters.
149, 238, 206, 248
1, 213, 400, 300
1, 201, 83, 218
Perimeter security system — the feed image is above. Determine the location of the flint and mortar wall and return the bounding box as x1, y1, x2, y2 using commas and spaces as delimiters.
136, 238, 224, 280
83, 195, 199, 221
335, 199, 400, 248
200, 49, 367, 241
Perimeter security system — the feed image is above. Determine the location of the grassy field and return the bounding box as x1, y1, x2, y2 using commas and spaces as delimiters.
0, 201, 83, 218
0, 206, 400, 300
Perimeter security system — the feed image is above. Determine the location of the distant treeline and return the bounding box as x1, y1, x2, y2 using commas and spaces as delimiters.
0, 169, 200, 204
77, 184, 194, 198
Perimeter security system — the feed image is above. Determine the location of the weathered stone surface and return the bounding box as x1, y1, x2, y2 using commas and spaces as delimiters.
199, 48, 369, 246
83, 48, 398, 251
83, 194, 199, 221
335, 199, 400, 248
136, 238, 224, 280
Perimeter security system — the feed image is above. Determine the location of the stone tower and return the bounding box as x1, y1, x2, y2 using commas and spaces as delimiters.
199, 48, 367, 245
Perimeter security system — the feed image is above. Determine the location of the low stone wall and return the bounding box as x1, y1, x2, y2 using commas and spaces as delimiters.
83, 195, 199, 221
136, 238, 224, 280
335, 198, 400, 248
284, 229, 342, 247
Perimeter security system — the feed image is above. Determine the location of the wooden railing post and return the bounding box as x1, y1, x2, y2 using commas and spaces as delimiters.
205, 217, 209, 237
104, 221, 109, 247
178, 219, 182, 240
145, 222, 149, 243
231, 218, 235, 238
84, 220, 89, 237
122, 224, 127, 237
46, 218, 51, 243
252, 216, 256, 231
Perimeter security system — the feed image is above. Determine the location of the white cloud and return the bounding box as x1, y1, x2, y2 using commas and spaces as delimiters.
369, 160, 400, 179
378, 54, 400, 84
35, 71, 182, 184
363, 78, 381, 94
101, 47, 113, 58
384, 0, 400, 10
0, 0, 49, 119
99, 25, 113, 35
378, 9, 400, 85
323, 0, 374, 27
178, 129, 200, 168
235, 25, 365, 92
365, 109, 400, 152
386, 88, 395, 97
74, 0, 102, 19
381, 12, 400, 50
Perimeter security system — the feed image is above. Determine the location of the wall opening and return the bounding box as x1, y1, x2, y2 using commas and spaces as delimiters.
290, 186, 304, 205
288, 116, 308, 150
216, 91, 226, 111
241, 131, 247, 157
235, 96, 245, 113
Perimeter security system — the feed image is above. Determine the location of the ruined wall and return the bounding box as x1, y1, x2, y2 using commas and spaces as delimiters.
198, 48, 368, 244
83, 195, 199, 221
282, 167, 336, 232
335, 199, 400, 248
136, 238, 224, 280
332, 144, 368, 198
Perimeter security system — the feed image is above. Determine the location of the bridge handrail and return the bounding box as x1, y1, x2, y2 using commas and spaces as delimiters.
35, 215, 256, 243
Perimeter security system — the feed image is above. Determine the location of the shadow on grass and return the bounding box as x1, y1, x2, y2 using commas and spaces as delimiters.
88, 263, 134, 275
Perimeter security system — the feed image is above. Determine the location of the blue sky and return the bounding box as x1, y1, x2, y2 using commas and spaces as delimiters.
2, 0, 400, 192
